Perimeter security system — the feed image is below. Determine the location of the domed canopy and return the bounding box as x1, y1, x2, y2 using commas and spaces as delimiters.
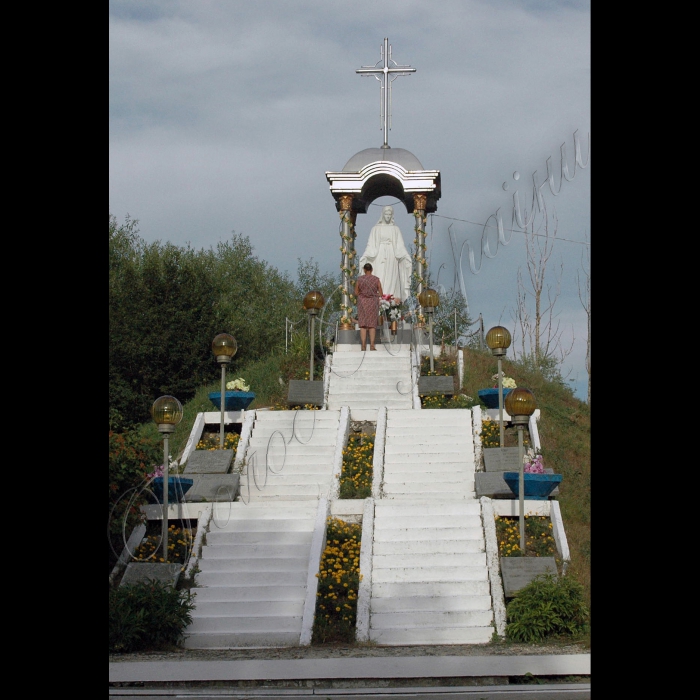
342, 147, 424, 172
327, 146, 441, 214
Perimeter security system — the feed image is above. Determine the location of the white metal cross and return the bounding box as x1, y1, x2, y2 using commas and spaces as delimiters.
356, 38, 416, 149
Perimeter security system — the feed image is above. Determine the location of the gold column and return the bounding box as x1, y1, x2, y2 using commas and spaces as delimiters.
413, 193, 428, 323
338, 195, 356, 329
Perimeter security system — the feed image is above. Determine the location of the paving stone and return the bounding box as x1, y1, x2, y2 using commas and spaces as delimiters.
482, 447, 521, 472
287, 380, 324, 407
418, 376, 455, 396
500, 556, 557, 597
183, 474, 240, 502
183, 450, 234, 474
119, 562, 181, 587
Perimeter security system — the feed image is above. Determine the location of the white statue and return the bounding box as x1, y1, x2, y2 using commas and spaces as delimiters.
359, 205, 412, 303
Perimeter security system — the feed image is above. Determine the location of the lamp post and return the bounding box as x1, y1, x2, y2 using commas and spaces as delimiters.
212, 333, 238, 449
151, 395, 183, 560
504, 388, 537, 554
303, 291, 325, 381
418, 288, 439, 372
485, 325, 512, 448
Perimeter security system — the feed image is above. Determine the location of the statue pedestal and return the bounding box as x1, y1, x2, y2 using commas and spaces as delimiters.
335, 325, 414, 349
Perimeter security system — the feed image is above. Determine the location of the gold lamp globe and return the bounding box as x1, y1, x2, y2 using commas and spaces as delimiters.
212, 333, 238, 364
504, 387, 536, 427
151, 395, 183, 434
418, 288, 439, 312
485, 326, 512, 357
303, 290, 325, 313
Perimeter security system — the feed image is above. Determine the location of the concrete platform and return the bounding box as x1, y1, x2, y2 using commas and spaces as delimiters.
109, 653, 591, 684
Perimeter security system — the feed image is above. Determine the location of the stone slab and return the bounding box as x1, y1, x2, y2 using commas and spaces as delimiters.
287, 380, 324, 407
483, 447, 522, 472
500, 556, 558, 597
183, 474, 240, 502
109, 654, 591, 683
183, 449, 234, 474
119, 562, 181, 588
476, 471, 559, 499
418, 375, 455, 396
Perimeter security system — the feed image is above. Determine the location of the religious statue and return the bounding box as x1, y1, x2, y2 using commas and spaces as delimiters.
359, 206, 412, 303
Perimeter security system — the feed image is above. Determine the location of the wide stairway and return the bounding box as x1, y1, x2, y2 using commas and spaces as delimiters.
326, 345, 413, 421
238, 409, 341, 502
368, 408, 494, 645
184, 500, 322, 649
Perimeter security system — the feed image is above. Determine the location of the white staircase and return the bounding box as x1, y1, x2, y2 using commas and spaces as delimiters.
369, 499, 493, 645
367, 407, 494, 645
184, 500, 322, 649
238, 409, 341, 502
382, 408, 475, 499
327, 346, 413, 421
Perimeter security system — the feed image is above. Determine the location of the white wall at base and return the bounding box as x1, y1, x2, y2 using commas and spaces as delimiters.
178, 412, 206, 468
480, 497, 507, 638
183, 503, 213, 580
232, 410, 256, 473
323, 354, 332, 407
471, 406, 483, 472
328, 407, 350, 500
492, 500, 551, 517
355, 497, 374, 643
411, 345, 421, 409
549, 500, 571, 565
299, 498, 330, 645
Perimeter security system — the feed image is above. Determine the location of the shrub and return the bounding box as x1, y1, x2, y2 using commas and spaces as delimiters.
109, 580, 196, 653
505, 573, 589, 643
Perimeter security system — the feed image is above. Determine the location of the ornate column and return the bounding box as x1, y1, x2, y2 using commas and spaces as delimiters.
338, 195, 357, 328
412, 193, 428, 322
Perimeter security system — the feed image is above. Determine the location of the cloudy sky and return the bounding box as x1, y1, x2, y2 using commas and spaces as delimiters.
109, 0, 590, 401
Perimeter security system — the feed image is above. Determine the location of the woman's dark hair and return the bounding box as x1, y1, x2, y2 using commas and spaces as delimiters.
363, 263, 373, 271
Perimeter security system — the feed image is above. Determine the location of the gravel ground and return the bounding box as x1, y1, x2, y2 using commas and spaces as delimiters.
110, 640, 589, 663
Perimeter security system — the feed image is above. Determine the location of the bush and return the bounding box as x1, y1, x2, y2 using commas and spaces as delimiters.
109, 580, 196, 653
505, 573, 589, 643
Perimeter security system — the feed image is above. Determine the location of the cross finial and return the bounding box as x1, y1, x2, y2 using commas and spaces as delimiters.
356, 38, 416, 149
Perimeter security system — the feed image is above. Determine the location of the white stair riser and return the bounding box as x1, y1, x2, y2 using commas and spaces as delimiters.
373, 552, 486, 569
372, 566, 489, 583
192, 600, 305, 617
373, 515, 483, 529
242, 454, 335, 465
381, 480, 473, 491
374, 501, 482, 515
206, 520, 316, 533
183, 631, 301, 648
237, 486, 333, 498
371, 610, 493, 629
192, 586, 308, 603
201, 544, 311, 559
195, 571, 308, 586
379, 462, 472, 474
368, 627, 493, 645
371, 595, 493, 613
373, 527, 485, 542
240, 474, 335, 485
197, 558, 309, 573
372, 540, 484, 555
187, 616, 302, 633
372, 581, 491, 598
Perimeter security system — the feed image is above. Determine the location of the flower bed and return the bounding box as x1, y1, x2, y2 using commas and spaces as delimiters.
131, 524, 195, 565
495, 515, 556, 557
339, 434, 374, 499
312, 518, 362, 644
196, 431, 241, 452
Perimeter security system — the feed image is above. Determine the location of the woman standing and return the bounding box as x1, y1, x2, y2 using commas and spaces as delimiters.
354, 262, 383, 351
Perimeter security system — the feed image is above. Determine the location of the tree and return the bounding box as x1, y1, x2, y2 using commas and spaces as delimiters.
510, 203, 574, 384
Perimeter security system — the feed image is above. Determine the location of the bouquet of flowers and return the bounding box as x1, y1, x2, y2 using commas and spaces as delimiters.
226, 377, 250, 392
491, 372, 516, 389
523, 448, 545, 474
380, 294, 402, 320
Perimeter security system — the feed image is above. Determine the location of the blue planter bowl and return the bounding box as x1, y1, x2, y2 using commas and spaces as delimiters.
503, 472, 562, 500
208, 391, 256, 411
149, 477, 194, 504
478, 388, 513, 409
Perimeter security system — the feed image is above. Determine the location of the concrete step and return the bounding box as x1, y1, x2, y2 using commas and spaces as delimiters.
239, 473, 335, 485
368, 626, 493, 645
371, 595, 492, 613
242, 453, 335, 465
372, 514, 483, 529
372, 552, 487, 569
201, 543, 311, 559
192, 585, 308, 603
195, 570, 308, 587
378, 461, 473, 474
372, 539, 484, 556
372, 580, 491, 598
205, 530, 314, 546
206, 518, 316, 533
246, 442, 337, 453
182, 630, 301, 649
192, 600, 305, 617
371, 566, 489, 584
383, 451, 472, 461
382, 484, 474, 497
197, 557, 309, 573
236, 485, 334, 499
187, 615, 302, 634
371, 610, 493, 629
382, 473, 473, 485
216, 504, 320, 518
373, 526, 485, 542
374, 501, 482, 515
